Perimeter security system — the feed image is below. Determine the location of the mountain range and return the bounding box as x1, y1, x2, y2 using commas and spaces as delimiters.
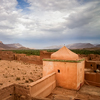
0, 41, 100, 50
5, 43, 23, 48
0, 41, 30, 50
46, 43, 100, 49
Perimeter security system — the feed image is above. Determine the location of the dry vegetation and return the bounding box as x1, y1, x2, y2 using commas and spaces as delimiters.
0, 60, 43, 89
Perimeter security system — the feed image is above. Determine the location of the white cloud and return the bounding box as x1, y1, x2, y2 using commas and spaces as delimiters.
27, 0, 79, 11
0, 0, 100, 48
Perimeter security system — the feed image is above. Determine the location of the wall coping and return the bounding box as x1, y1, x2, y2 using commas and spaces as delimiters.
43, 58, 85, 63
29, 72, 56, 87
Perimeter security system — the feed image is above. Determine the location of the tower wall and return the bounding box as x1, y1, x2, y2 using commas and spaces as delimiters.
43, 60, 85, 90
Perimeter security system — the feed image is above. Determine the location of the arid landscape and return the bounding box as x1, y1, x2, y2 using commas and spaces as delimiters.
0, 47, 100, 99
0, 60, 42, 89
0, 0, 100, 99
0, 42, 100, 99
0, 50, 100, 89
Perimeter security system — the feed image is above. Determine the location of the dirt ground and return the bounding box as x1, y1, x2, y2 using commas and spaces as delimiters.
47, 85, 100, 100
0, 60, 43, 89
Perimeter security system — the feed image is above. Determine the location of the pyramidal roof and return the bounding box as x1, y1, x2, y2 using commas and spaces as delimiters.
51, 46, 79, 60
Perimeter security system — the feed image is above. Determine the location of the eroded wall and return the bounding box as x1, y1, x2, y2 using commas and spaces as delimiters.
0, 51, 53, 65
0, 84, 14, 100
40, 51, 53, 60
85, 72, 100, 87
85, 61, 97, 71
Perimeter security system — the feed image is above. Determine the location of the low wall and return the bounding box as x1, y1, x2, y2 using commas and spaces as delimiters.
14, 84, 31, 100
0, 84, 31, 100
0, 51, 42, 65
40, 51, 53, 60
0, 73, 56, 100
0, 84, 14, 100
85, 72, 100, 87
0, 51, 54, 65
29, 72, 56, 98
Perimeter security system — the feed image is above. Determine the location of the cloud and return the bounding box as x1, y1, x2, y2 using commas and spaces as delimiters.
0, 0, 100, 48
27, 0, 79, 11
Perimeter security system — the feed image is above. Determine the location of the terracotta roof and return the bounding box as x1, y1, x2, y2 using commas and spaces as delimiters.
51, 46, 79, 60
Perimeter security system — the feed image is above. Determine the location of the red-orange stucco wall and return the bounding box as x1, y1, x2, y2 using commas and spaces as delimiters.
43, 60, 85, 90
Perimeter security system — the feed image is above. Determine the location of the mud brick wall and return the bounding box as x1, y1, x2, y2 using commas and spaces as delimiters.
14, 84, 31, 100
85, 61, 100, 71
88, 54, 100, 61
0, 51, 53, 65
19, 55, 42, 65
0, 51, 42, 65
85, 61, 97, 71
14, 54, 26, 60
0, 73, 56, 100
85, 72, 100, 87
0, 51, 15, 60
0, 84, 14, 100
40, 51, 53, 61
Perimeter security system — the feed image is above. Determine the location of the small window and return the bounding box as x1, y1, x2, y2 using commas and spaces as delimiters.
58, 69, 60, 73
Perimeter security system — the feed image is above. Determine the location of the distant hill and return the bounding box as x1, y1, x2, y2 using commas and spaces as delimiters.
66, 43, 94, 49
96, 44, 100, 47
5, 43, 23, 48
0, 41, 29, 50
0, 41, 13, 50
45, 43, 100, 49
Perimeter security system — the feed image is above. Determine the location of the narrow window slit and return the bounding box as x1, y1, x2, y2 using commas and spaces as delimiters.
58, 69, 60, 73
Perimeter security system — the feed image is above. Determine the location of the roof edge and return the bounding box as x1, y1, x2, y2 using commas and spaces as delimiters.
43, 58, 85, 63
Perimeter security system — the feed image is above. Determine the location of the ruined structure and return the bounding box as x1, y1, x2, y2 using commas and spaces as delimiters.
43, 46, 85, 90
0, 50, 53, 65
40, 51, 53, 60
85, 60, 100, 87
85, 60, 100, 71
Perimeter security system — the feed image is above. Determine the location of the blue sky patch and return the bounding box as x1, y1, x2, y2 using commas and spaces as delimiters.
16, 0, 30, 11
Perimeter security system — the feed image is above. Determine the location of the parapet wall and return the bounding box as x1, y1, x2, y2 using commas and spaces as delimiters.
0, 72, 56, 100
0, 84, 14, 100
85, 72, 100, 87
29, 72, 56, 98
0, 84, 30, 100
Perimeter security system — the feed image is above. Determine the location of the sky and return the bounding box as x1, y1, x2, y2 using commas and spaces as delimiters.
0, 0, 100, 49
